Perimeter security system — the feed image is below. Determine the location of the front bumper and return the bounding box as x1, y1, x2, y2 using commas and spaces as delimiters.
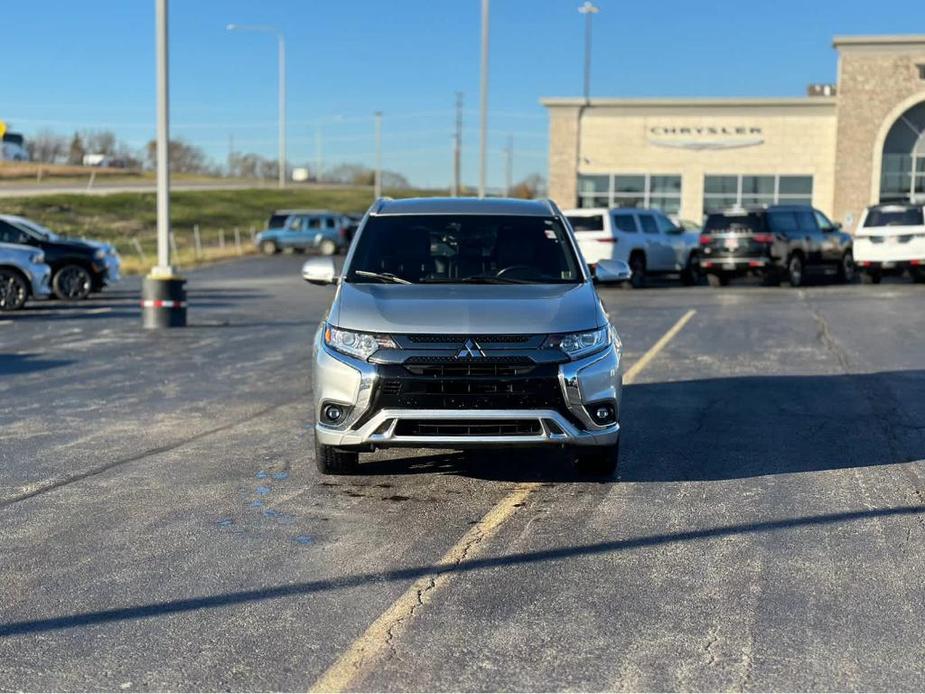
26, 262, 52, 298
103, 253, 122, 284
312, 336, 622, 449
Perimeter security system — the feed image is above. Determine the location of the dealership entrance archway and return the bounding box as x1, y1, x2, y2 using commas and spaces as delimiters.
880, 100, 925, 202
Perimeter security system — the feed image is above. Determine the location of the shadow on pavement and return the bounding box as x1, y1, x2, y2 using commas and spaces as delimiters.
0, 353, 74, 375
1, 504, 921, 638
620, 369, 925, 482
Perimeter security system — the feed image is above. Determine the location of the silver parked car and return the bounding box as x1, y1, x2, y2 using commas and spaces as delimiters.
303, 197, 630, 476
0, 242, 52, 311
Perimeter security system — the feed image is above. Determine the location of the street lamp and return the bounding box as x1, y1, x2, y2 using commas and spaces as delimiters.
478, 0, 489, 198
226, 23, 286, 188
578, 1, 599, 102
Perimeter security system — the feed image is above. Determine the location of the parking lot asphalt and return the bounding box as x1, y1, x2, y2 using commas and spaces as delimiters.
2, 255, 925, 691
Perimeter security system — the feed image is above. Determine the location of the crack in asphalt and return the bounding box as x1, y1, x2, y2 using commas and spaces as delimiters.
800, 291, 925, 517
0, 396, 303, 510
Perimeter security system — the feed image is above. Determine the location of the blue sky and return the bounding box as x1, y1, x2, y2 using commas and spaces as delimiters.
3, 0, 920, 188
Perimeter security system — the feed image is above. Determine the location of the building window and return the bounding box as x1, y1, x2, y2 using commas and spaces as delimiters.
879, 100, 925, 202
577, 173, 682, 214
703, 174, 813, 213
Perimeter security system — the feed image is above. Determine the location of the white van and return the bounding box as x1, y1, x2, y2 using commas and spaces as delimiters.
564, 207, 700, 287
854, 203, 925, 284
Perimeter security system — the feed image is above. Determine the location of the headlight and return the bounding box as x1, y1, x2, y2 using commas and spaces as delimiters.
31, 251, 45, 265
324, 324, 397, 360
94, 248, 106, 260
543, 326, 612, 360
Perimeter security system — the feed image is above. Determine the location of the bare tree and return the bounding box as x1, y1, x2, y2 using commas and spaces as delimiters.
26, 129, 67, 163
508, 173, 547, 199
145, 138, 210, 174
67, 132, 86, 165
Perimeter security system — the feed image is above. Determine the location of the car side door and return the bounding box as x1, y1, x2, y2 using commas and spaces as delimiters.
609, 212, 641, 264
767, 210, 802, 261
653, 210, 687, 270
279, 215, 303, 248
637, 212, 672, 270
814, 209, 844, 263
795, 208, 825, 266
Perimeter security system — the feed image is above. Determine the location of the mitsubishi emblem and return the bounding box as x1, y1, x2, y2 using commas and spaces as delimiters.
456, 338, 486, 359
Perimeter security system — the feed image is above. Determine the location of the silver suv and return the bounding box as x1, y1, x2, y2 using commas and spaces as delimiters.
303, 197, 630, 476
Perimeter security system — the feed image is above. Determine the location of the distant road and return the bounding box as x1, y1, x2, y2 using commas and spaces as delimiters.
0, 179, 371, 198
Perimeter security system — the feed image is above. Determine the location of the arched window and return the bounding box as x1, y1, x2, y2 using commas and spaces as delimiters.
880, 101, 925, 202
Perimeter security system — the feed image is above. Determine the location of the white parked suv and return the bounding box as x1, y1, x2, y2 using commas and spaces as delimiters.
854, 202, 925, 284
564, 207, 701, 287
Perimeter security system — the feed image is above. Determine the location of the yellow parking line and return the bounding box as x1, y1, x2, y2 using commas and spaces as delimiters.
308, 308, 697, 693
623, 309, 696, 385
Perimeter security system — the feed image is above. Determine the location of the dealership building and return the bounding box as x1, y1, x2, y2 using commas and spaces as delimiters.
543, 35, 925, 228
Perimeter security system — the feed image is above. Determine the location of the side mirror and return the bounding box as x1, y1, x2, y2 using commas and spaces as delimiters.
302, 257, 338, 286
594, 259, 632, 283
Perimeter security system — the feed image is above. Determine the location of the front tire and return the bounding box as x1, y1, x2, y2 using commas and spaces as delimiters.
680, 255, 701, 286
52, 265, 92, 301
575, 440, 620, 477
0, 269, 29, 311
836, 251, 855, 284
319, 239, 338, 256
260, 240, 279, 255
787, 254, 805, 288
314, 439, 359, 475
629, 253, 646, 289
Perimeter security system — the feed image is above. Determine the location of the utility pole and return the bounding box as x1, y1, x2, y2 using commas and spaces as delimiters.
453, 91, 463, 196
374, 111, 382, 199
143, 0, 186, 329
504, 134, 513, 196
478, 0, 489, 198
278, 33, 286, 187
578, 1, 599, 102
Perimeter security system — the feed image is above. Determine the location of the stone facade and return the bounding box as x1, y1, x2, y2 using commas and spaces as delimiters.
832, 37, 925, 227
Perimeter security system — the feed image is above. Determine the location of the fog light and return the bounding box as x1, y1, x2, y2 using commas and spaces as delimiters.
587, 402, 616, 426
322, 403, 346, 424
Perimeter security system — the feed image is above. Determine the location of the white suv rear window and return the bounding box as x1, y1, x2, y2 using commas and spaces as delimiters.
567, 215, 604, 232
864, 207, 924, 227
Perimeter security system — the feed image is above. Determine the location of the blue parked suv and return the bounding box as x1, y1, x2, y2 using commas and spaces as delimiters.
256, 210, 350, 256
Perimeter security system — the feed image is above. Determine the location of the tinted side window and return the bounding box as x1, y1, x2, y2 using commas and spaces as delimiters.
795, 210, 817, 231
0, 221, 27, 244
814, 210, 835, 230
639, 214, 658, 234
767, 211, 799, 234
567, 215, 604, 232
612, 214, 638, 233
307, 217, 322, 230
654, 213, 676, 233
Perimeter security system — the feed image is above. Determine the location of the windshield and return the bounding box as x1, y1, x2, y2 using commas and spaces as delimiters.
864, 207, 924, 227
11, 218, 59, 240
268, 214, 289, 229
346, 214, 582, 285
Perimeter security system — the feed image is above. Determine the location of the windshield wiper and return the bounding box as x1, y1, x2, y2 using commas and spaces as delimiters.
422, 276, 532, 285
352, 270, 412, 284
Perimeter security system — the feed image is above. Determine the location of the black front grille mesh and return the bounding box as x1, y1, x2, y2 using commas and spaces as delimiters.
395, 419, 541, 437
406, 334, 532, 344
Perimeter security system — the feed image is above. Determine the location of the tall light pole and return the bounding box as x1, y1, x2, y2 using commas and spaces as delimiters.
374, 111, 383, 199
478, 0, 489, 198
578, 1, 599, 102
143, 0, 186, 329
453, 91, 463, 197
226, 23, 286, 188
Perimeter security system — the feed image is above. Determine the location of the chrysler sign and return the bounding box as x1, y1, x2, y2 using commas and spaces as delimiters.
647, 125, 764, 150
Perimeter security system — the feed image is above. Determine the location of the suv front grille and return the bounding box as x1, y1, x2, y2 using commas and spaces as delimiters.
405, 334, 532, 344
394, 419, 541, 437
403, 356, 535, 377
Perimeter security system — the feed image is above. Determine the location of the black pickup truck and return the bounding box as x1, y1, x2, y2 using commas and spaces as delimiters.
698, 205, 854, 287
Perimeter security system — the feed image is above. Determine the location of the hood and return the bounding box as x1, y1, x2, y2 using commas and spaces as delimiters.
0, 241, 41, 261
331, 282, 603, 335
